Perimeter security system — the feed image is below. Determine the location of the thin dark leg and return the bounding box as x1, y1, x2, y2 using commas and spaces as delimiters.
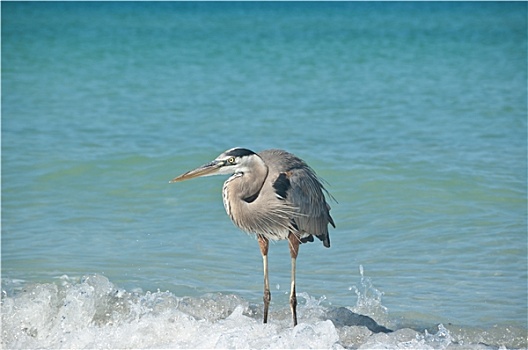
258, 235, 271, 324
287, 232, 300, 327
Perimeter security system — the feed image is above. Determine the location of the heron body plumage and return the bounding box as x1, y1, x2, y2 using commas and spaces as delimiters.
170, 147, 335, 326
219, 148, 334, 245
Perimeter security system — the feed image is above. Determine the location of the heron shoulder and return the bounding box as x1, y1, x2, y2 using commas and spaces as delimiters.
272, 172, 292, 200
258, 149, 308, 172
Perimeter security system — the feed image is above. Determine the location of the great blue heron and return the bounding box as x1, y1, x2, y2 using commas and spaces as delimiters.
170, 147, 335, 326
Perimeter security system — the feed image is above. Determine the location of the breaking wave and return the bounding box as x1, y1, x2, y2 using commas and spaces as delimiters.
2, 271, 525, 349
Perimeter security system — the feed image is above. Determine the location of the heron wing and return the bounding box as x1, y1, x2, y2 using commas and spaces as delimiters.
286, 167, 334, 247
259, 149, 334, 248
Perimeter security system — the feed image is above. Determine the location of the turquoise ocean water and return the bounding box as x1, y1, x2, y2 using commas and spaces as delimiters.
2, 2, 527, 348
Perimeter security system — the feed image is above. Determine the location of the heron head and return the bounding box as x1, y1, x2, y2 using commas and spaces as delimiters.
169, 147, 258, 183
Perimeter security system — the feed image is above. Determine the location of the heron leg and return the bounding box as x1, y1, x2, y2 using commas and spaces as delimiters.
258, 235, 271, 324
287, 232, 300, 327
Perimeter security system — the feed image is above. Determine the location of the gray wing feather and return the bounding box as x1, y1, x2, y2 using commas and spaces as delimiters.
259, 149, 335, 247
288, 165, 334, 247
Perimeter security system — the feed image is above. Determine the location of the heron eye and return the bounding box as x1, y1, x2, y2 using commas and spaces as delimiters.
227, 157, 236, 164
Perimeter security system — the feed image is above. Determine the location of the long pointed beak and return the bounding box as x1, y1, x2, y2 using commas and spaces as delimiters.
169, 161, 223, 183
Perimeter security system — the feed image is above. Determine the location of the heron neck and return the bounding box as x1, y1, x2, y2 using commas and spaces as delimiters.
232, 158, 269, 202
222, 155, 269, 225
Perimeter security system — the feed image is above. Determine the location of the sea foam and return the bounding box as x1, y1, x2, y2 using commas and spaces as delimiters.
2, 274, 525, 349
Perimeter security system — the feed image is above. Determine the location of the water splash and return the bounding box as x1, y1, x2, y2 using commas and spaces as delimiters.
421, 324, 454, 349
350, 265, 389, 323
